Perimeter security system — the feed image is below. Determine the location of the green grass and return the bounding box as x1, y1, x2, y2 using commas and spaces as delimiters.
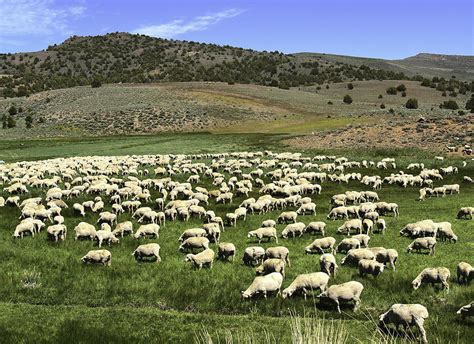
0, 134, 472, 343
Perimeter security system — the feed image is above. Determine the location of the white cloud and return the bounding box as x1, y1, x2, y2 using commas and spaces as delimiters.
132, 9, 244, 38
0, 0, 85, 36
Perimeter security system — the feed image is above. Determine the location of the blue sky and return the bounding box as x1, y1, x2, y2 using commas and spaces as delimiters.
0, 0, 472, 59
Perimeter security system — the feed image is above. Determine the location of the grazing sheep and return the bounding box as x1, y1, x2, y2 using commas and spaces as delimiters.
97, 211, 117, 225
457, 302, 474, 320
243, 246, 266, 266
296, 203, 316, 215
320, 253, 338, 276
375, 249, 398, 271
46, 224, 67, 242
95, 230, 119, 248
362, 219, 374, 234
13, 222, 35, 239
341, 248, 375, 266
241, 272, 284, 299
327, 206, 349, 220
179, 237, 210, 253
73, 203, 85, 216
277, 211, 298, 224
318, 281, 364, 313
133, 243, 161, 263
134, 224, 160, 239
436, 222, 457, 242
74, 222, 96, 241
407, 237, 437, 255
457, 262, 473, 284
282, 272, 330, 299
256, 258, 286, 277
185, 248, 215, 269
247, 227, 278, 244
337, 219, 363, 236
261, 219, 276, 228
457, 207, 473, 219
217, 242, 236, 261
336, 238, 361, 253
375, 219, 386, 234
305, 237, 336, 255
412, 267, 450, 290
358, 259, 384, 277
81, 249, 111, 266
265, 246, 291, 267
378, 304, 429, 343
113, 221, 133, 238
179, 228, 207, 242
305, 221, 326, 236
281, 222, 306, 239
351, 234, 370, 248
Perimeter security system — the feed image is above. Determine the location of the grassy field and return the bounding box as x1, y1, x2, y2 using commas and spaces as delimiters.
0, 134, 472, 343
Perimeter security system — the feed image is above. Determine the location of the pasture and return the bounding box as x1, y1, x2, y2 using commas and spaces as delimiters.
0, 134, 472, 343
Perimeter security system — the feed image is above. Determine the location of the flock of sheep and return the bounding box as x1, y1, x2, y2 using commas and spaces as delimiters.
2, 151, 473, 343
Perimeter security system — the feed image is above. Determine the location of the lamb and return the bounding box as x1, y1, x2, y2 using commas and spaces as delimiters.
243, 246, 266, 266
132, 243, 161, 263
407, 237, 437, 255
457, 262, 473, 284
97, 211, 117, 225
304, 237, 336, 254
13, 221, 35, 239
179, 228, 207, 242
457, 302, 474, 320
281, 222, 306, 239
256, 258, 286, 277
179, 237, 210, 253
327, 206, 349, 220
185, 248, 215, 269
134, 224, 160, 239
261, 219, 276, 228
412, 267, 450, 290
282, 272, 330, 299
317, 281, 364, 313
217, 242, 236, 261
265, 246, 291, 267
436, 222, 457, 242
74, 222, 97, 241
81, 249, 111, 266
351, 234, 370, 248
241, 272, 284, 299
340, 249, 375, 266
112, 221, 134, 238
277, 211, 298, 224
457, 207, 473, 220
305, 221, 326, 236
358, 259, 384, 277
247, 227, 278, 244
47, 224, 67, 242
337, 219, 363, 236
375, 248, 398, 270
95, 229, 119, 248
336, 238, 361, 253
443, 184, 460, 195
296, 202, 316, 215
320, 253, 338, 276
378, 304, 429, 343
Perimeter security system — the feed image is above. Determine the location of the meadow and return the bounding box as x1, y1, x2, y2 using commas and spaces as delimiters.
0, 134, 472, 343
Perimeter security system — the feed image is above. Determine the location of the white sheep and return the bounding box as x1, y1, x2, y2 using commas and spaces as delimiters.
13, 221, 35, 239
457, 207, 473, 219
457, 302, 474, 320
358, 259, 384, 277
95, 229, 119, 248
337, 219, 363, 236
282, 272, 329, 299
265, 246, 291, 267
305, 237, 336, 255
341, 248, 375, 266
277, 211, 298, 224
351, 234, 371, 248
132, 243, 161, 263
318, 281, 364, 313
375, 219, 386, 234
74, 222, 96, 241
327, 206, 349, 220
305, 221, 326, 236
320, 253, 338, 276
407, 237, 437, 255
134, 223, 160, 239
375, 248, 398, 271
378, 304, 429, 343
47, 224, 67, 242
436, 222, 457, 242
241, 272, 284, 299
281, 222, 306, 239
412, 267, 450, 290
261, 219, 276, 228
112, 221, 134, 238
247, 227, 278, 244
179, 228, 207, 242
336, 238, 361, 253
243, 246, 266, 266
179, 236, 210, 253
185, 248, 215, 269
296, 202, 316, 215
457, 262, 473, 284
81, 249, 111, 266
217, 242, 236, 261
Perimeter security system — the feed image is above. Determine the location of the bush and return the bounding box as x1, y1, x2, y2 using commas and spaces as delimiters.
91, 78, 102, 88
343, 95, 352, 104
458, 110, 466, 116
378, 94, 383, 99
396, 84, 406, 92
441, 91, 447, 97
380, 103, 386, 109
388, 108, 395, 114
386, 87, 397, 95
8, 106, 17, 116
7, 115, 16, 128
465, 95, 474, 113
327, 101, 333, 105
440, 100, 459, 110
25, 115, 33, 128
401, 91, 407, 97
405, 98, 418, 109
347, 83, 354, 90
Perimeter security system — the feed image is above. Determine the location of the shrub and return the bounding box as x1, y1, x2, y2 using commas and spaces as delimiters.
465, 95, 474, 113
347, 83, 354, 90
441, 91, 447, 97
386, 87, 397, 95
405, 98, 418, 109
7, 115, 16, 128
458, 110, 466, 116
380, 103, 386, 109
401, 91, 407, 97
91, 78, 102, 88
378, 94, 383, 99
389, 108, 395, 114
396, 84, 406, 92
343, 95, 352, 104
8, 106, 17, 116
440, 100, 459, 110
327, 101, 333, 105
25, 115, 33, 128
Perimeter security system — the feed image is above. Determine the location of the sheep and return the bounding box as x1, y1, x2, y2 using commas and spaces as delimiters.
378, 304, 429, 343
247, 227, 278, 244
95, 230, 119, 248
281, 222, 306, 239
277, 211, 298, 224
47, 224, 67, 242
375, 249, 399, 271
185, 248, 215, 269
407, 237, 437, 255
132, 243, 161, 263
241, 272, 283, 299
282, 272, 330, 299
351, 234, 370, 248
305, 237, 336, 255
305, 221, 326, 236
336, 238, 361, 253
243, 246, 266, 266
179, 237, 210, 253
375, 219, 386, 234
412, 267, 450, 290
457, 262, 473, 284
217, 242, 236, 261
443, 184, 460, 195
256, 258, 286, 277
327, 206, 349, 220
317, 281, 364, 313
341, 249, 375, 266
225, 213, 237, 227
261, 219, 276, 228
202, 223, 221, 243
81, 249, 111, 266
265, 246, 291, 267
179, 228, 207, 242
362, 219, 374, 234
457, 302, 474, 320
97, 211, 117, 225
436, 222, 457, 242
53, 215, 64, 225
457, 207, 473, 220
13, 222, 36, 239
73, 203, 85, 216
337, 219, 363, 236
112, 221, 134, 238
320, 253, 338, 276
134, 224, 160, 239
296, 203, 316, 215
74, 222, 97, 241
358, 259, 384, 277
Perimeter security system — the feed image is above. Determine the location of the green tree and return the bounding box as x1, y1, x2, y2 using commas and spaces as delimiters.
8, 106, 17, 116
380, 103, 386, 109
347, 83, 354, 90
343, 95, 353, 104
25, 114, 33, 128
386, 87, 397, 95
405, 98, 418, 109
91, 78, 102, 88
465, 95, 474, 113
396, 84, 406, 92
401, 91, 407, 97
7, 115, 16, 128
440, 100, 459, 110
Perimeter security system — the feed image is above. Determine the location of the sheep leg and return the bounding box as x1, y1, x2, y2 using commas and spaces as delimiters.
414, 317, 427, 343
335, 299, 341, 313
